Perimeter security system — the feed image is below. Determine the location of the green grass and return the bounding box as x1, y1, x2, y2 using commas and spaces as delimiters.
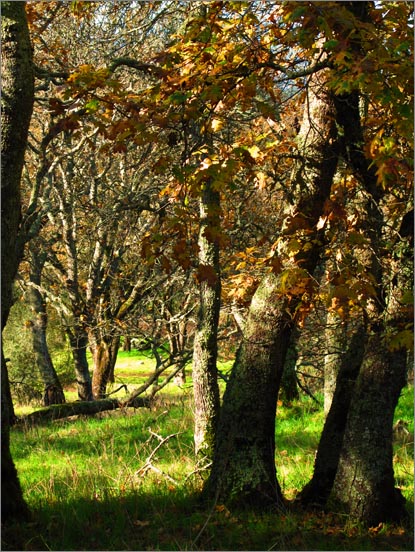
5, 353, 414, 551
276, 395, 324, 498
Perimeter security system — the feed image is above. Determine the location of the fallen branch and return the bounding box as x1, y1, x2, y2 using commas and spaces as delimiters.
135, 431, 181, 485
17, 395, 150, 425
185, 460, 212, 481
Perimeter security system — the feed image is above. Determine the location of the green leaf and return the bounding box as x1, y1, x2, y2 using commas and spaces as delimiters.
323, 39, 339, 51
85, 99, 99, 113
168, 91, 189, 105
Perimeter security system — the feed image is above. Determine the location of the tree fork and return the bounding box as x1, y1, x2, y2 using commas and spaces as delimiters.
298, 318, 366, 507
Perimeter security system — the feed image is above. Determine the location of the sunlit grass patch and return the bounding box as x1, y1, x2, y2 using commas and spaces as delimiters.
8, 383, 414, 551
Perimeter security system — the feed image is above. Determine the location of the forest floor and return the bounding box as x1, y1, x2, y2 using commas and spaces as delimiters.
4, 351, 414, 551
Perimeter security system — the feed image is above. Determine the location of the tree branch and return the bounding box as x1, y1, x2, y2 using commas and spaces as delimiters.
108, 57, 165, 78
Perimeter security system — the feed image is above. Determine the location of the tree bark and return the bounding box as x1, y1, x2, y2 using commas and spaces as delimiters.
203, 273, 290, 508
90, 334, 120, 399
27, 250, 65, 406
67, 328, 93, 401
330, 337, 407, 525
1, 0, 34, 523
203, 66, 340, 508
2, 356, 17, 426
2, 352, 30, 522
323, 312, 346, 415
123, 336, 131, 352
192, 178, 221, 461
280, 338, 299, 404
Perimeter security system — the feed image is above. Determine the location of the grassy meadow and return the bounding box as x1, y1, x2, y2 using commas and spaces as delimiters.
4, 349, 414, 551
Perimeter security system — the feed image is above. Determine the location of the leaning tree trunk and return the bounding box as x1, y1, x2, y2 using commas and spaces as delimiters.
91, 334, 120, 399
27, 249, 65, 405
192, 177, 221, 461
299, 315, 366, 507
1, 0, 34, 523
203, 65, 340, 508
67, 327, 93, 401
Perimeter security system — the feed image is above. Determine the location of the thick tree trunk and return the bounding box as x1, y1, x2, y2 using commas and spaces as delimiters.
203, 273, 289, 508
330, 336, 407, 525
91, 334, 120, 399
67, 328, 93, 401
192, 179, 221, 460
299, 317, 365, 507
1, 0, 34, 523
203, 65, 339, 509
27, 252, 65, 405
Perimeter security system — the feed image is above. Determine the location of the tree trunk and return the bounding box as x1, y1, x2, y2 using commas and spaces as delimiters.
203, 273, 289, 508
330, 336, 407, 525
192, 178, 221, 461
299, 316, 365, 507
2, 357, 17, 426
2, 351, 30, 522
123, 336, 131, 352
27, 251, 65, 405
203, 64, 339, 509
91, 334, 120, 399
1, 0, 34, 523
27, 283, 66, 405
327, 31, 411, 522
67, 328, 93, 401
323, 312, 346, 415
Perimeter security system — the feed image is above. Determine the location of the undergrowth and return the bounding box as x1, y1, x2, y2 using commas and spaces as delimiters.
5, 357, 414, 551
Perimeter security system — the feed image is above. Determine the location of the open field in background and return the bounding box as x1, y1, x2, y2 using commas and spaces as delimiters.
6, 348, 414, 551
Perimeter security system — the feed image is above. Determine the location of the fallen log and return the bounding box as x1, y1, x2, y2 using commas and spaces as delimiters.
17, 395, 151, 425
16, 359, 189, 425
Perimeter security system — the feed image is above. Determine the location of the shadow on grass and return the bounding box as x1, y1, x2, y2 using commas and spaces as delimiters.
2, 489, 414, 551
